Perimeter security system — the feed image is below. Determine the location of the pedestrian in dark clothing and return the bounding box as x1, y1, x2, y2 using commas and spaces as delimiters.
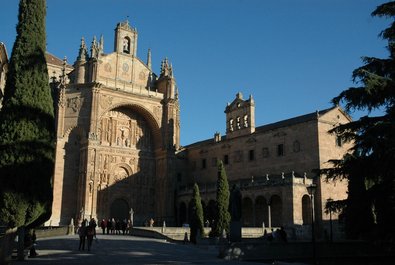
116, 219, 121, 234
122, 219, 127, 235
106, 218, 111, 234
100, 219, 106, 234
78, 221, 87, 251
86, 218, 96, 251
279, 226, 288, 242
86, 224, 95, 251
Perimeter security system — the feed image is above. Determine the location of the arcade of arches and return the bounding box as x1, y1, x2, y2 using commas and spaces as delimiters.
178, 192, 311, 227
177, 194, 312, 227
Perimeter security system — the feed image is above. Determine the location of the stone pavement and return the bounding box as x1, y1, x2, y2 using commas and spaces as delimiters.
11, 234, 280, 265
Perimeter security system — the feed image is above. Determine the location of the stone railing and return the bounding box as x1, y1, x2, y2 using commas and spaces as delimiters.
131, 226, 268, 241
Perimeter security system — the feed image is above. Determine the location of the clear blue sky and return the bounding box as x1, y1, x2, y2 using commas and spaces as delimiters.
0, 0, 390, 146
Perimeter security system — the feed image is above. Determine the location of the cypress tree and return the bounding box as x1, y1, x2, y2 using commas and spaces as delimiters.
189, 183, 205, 244
212, 160, 230, 237
324, 1, 395, 240
0, 0, 54, 228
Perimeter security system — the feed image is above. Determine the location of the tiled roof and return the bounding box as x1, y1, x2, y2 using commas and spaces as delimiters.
255, 107, 335, 133
184, 107, 337, 148
45, 52, 72, 68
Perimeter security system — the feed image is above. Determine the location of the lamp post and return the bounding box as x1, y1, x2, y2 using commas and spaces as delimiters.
307, 184, 317, 264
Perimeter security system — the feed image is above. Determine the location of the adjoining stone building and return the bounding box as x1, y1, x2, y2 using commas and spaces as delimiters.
176, 92, 350, 239
1, 20, 350, 239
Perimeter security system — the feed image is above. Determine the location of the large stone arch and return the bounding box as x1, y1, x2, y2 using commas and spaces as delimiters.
270, 195, 283, 227
99, 103, 162, 150
108, 163, 133, 183
302, 194, 312, 225
242, 197, 254, 227
60, 126, 85, 224
95, 103, 157, 223
255, 196, 269, 227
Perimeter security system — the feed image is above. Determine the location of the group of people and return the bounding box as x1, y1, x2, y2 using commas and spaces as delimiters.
77, 218, 97, 251
99, 218, 133, 235
263, 226, 288, 242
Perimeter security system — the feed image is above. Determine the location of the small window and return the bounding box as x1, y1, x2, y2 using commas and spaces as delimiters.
229, 119, 234, 132
262, 147, 269, 158
202, 158, 207, 169
211, 157, 217, 167
243, 115, 249, 128
277, 144, 284, 157
336, 136, 342, 147
236, 116, 241, 129
293, 140, 300, 153
249, 150, 255, 161
224, 155, 229, 165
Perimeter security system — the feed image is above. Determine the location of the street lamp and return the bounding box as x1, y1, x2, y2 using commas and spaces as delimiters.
307, 184, 317, 264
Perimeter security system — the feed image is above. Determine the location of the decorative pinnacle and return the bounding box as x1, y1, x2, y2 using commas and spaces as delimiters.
147, 48, 152, 70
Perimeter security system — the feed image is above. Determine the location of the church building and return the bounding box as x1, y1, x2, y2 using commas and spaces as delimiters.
1, 20, 350, 239
50, 21, 180, 226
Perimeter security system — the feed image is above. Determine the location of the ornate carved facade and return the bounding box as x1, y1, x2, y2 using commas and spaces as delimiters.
49, 21, 180, 226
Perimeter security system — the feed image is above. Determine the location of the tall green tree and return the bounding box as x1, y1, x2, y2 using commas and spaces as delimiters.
0, 0, 54, 228
324, 1, 395, 240
189, 183, 205, 243
212, 160, 230, 237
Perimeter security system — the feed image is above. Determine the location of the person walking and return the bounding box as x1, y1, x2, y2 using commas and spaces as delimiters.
100, 219, 106, 234
78, 220, 87, 251
86, 219, 96, 251
106, 218, 111, 234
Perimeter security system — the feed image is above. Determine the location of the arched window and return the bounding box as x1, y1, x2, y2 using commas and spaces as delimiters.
302, 195, 312, 224
270, 195, 283, 227
255, 196, 268, 227
243, 115, 249, 127
236, 116, 241, 129
123, 37, 131, 53
229, 119, 234, 132
242, 197, 254, 227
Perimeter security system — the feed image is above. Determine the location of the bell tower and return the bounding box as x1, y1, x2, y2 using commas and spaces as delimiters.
114, 20, 137, 56
225, 92, 255, 139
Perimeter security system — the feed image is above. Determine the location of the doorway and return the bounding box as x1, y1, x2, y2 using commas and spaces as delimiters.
110, 198, 129, 220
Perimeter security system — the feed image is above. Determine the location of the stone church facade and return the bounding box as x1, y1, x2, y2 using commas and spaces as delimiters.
1, 21, 350, 238
49, 21, 180, 226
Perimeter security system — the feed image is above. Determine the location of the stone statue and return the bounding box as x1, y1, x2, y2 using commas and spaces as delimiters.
230, 184, 242, 221
129, 208, 134, 226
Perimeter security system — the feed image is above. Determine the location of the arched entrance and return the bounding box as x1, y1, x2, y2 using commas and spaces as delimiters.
110, 198, 129, 221
255, 196, 268, 227
271, 195, 283, 227
302, 195, 312, 225
242, 197, 254, 227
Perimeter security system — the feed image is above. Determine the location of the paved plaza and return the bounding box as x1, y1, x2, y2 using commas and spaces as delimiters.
12, 234, 274, 265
